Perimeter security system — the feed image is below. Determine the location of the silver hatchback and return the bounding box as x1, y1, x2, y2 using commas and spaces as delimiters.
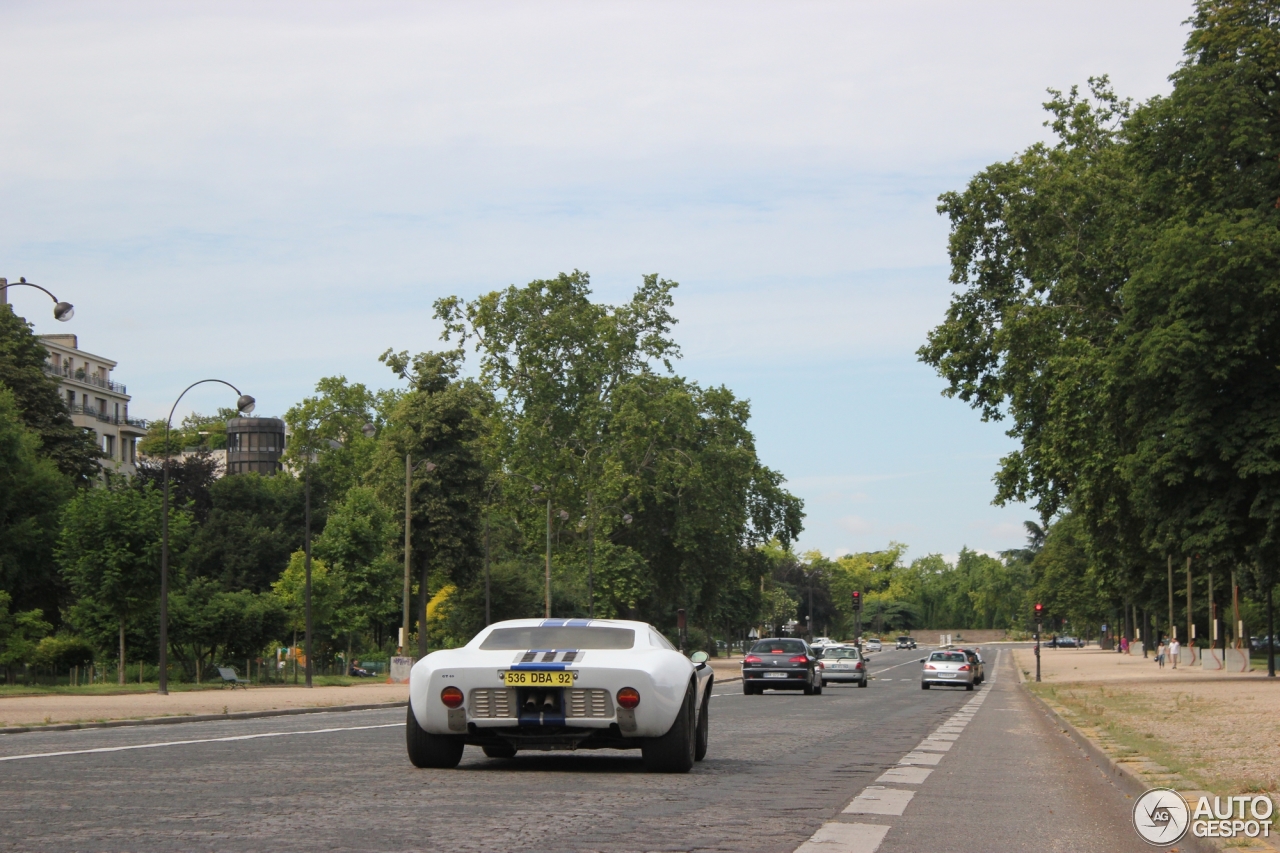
818, 645, 868, 687
921, 650, 975, 690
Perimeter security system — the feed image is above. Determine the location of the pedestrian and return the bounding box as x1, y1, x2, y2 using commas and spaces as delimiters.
1120, 635, 1129, 655
1169, 637, 1180, 669
1156, 638, 1166, 667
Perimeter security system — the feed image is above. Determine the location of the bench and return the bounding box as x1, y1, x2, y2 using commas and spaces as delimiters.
216, 666, 250, 689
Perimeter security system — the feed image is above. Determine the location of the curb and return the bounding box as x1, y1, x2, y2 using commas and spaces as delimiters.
1019, 682, 1270, 853
0, 701, 408, 736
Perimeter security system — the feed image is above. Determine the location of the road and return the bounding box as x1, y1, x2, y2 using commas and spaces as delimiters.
0, 647, 1155, 852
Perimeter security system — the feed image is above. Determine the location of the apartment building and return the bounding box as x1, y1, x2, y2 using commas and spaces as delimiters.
38, 333, 148, 475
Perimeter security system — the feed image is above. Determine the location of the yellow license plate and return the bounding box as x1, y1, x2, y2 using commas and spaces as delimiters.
502, 670, 574, 687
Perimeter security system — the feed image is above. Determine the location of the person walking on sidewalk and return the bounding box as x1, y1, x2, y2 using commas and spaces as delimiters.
1169, 637, 1180, 669
1156, 638, 1166, 667
1120, 635, 1129, 655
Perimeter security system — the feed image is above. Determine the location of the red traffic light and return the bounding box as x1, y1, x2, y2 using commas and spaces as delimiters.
851, 591, 862, 611
1034, 603, 1044, 615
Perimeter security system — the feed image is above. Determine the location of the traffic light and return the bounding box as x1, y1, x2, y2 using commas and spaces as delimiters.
1034, 602, 1044, 619
851, 591, 862, 612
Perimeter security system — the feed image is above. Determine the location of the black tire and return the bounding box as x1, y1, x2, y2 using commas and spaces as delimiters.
642, 682, 696, 773
482, 742, 517, 759
742, 681, 755, 695
406, 705, 464, 768
812, 677, 823, 696
921, 682, 930, 690
858, 678, 868, 688
694, 684, 710, 762
965, 682, 975, 691
802, 674, 815, 696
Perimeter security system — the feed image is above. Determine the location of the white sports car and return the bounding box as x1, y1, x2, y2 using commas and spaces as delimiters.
406, 618, 714, 773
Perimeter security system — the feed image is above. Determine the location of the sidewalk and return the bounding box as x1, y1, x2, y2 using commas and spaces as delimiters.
0, 682, 409, 729
1012, 646, 1267, 683
1, 659, 743, 730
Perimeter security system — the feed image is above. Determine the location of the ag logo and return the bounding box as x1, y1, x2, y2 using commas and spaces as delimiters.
1133, 787, 1189, 845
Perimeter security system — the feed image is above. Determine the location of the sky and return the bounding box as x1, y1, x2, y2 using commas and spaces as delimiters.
0, 1, 1193, 561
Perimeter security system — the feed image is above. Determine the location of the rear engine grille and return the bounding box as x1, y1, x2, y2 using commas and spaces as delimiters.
469, 688, 516, 718
565, 688, 611, 718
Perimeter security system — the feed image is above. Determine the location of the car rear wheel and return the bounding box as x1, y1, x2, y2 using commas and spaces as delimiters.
742, 681, 756, 695
406, 705, 464, 768
965, 682, 974, 691
643, 682, 696, 773
921, 681, 930, 690
694, 685, 710, 762
482, 742, 517, 759
858, 677, 868, 688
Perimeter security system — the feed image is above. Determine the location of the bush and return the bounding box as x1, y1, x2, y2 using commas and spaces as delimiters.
32, 634, 95, 670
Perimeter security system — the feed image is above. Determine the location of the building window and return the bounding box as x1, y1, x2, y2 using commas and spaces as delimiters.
103, 434, 115, 458
66, 390, 74, 408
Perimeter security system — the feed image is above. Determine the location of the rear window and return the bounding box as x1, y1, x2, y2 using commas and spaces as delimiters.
929, 652, 967, 662
819, 647, 861, 660
479, 626, 635, 650
750, 639, 807, 655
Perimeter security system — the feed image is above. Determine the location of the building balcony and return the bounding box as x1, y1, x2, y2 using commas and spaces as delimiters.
43, 362, 127, 395
66, 403, 149, 429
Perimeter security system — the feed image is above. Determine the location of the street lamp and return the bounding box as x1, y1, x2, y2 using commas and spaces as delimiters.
402, 455, 436, 659
297, 422, 375, 687
0, 277, 75, 321
159, 380, 254, 695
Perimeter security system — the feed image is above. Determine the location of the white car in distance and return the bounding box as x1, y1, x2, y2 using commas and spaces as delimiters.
406, 618, 714, 773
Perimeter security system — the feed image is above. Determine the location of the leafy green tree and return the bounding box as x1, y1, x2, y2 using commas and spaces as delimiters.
314, 485, 400, 657
57, 484, 189, 683
0, 385, 72, 624
169, 577, 287, 681
183, 472, 304, 593
132, 450, 221, 523
0, 305, 102, 483
0, 590, 51, 684
435, 272, 803, 634
370, 350, 488, 656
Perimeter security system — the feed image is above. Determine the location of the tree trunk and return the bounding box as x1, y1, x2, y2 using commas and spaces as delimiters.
118, 621, 126, 686
1268, 582, 1275, 679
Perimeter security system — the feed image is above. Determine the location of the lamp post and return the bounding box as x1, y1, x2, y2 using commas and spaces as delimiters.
0, 277, 75, 321
159, 381, 254, 695
801, 567, 822, 642
402, 455, 436, 658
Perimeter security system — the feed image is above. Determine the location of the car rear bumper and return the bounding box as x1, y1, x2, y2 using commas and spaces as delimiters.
922, 676, 973, 686
821, 673, 866, 682
744, 674, 809, 688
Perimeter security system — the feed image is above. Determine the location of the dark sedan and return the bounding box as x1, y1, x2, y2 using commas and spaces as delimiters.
742, 638, 821, 695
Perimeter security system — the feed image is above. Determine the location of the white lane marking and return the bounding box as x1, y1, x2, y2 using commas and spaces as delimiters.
898, 750, 943, 766
0, 722, 402, 762
795, 822, 890, 852
914, 738, 952, 752
927, 732, 959, 741
869, 658, 924, 677
877, 766, 932, 784
843, 786, 915, 816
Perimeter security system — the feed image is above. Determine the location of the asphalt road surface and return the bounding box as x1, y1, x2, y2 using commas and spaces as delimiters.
0, 647, 1156, 852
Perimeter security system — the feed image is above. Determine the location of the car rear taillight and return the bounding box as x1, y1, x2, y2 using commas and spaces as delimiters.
440, 687, 464, 708
854, 661, 863, 669
958, 664, 970, 671
744, 655, 762, 664
816, 661, 824, 669
617, 687, 640, 709
924, 664, 936, 670
788, 655, 808, 663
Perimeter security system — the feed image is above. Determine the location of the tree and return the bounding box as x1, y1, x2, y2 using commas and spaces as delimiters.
271, 551, 340, 672
0, 385, 72, 625
132, 449, 221, 524
0, 590, 51, 684
0, 305, 102, 483
434, 272, 803, 634
169, 577, 286, 682
57, 484, 190, 683
314, 485, 400, 659
370, 350, 488, 656
183, 472, 304, 593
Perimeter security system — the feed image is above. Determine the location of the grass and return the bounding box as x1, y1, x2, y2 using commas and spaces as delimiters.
0, 675, 372, 698
1028, 681, 1280, 800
